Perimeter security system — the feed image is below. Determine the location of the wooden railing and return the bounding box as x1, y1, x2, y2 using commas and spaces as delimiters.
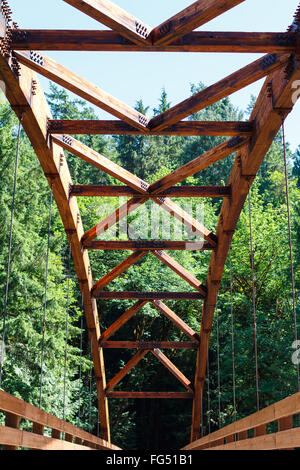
0, 391, 121, 450
183, 392, 300, 450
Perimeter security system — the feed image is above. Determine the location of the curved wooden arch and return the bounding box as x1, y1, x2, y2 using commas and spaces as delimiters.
0, 0, 300, 447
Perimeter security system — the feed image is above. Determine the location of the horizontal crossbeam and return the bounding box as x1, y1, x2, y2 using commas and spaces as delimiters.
47, 119, 254, 136
106, 392, 193, 399
11, 30, 298, 53
99, 341, 198, 349
71, 185, 231, 198
84, 241, 214, 251
94, 292, 205, 300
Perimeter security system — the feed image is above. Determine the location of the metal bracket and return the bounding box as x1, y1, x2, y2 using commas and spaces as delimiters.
140, 181, 149, 191
227, 136, 246, 149
276, 33, 295, 48
62, 134, 73, 147
138, 114, 149, 127
261, 54, 277, 70
30, 50, 44, 67
159, 22, 172, 36
135, 21, 149, 39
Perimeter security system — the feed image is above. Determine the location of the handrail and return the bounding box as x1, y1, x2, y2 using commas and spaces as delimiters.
183, 392, 300, 450
0, 391, 121, 450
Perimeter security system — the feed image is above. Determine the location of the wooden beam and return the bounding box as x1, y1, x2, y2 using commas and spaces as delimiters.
106, 350, 149, 393
151, 349, 194, 393
149, 137, 249, 195
0, 427, 96, 451
152, 197, 217, 247
153, 250, 207, 296
149, 53, 289, 131
94, 292, 205, 300
71, 185, 231, 198
84, 241, 214, 251
51, 429, 61, 440
92, 250, 148, 294
0, 54, 111, 441
152, 300, 200, 342
48, 119, 254, 136
100, 341, 198, 349
205, 429, 300, 450
32, 423, 44, 436
53, 135, 217, 249
3, 413, 20, 450
0, 391, 119, 450
106, 392, 194, 399
184, 392, 300, 450
82, 198, 145, 246
278, 415, 294, 432
11, 30, 298, 54
14, 51, 148, 130
100, 300, 148, 341
52, 135, 149, 193
152, 0, 246, 46
190, 55, 300, 442
63, 0, 151, 46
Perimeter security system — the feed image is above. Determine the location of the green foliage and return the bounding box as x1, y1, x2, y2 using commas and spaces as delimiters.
0, 84, 299, 450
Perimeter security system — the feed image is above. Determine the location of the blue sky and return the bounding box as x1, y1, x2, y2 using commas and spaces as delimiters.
7, 0, 300, 151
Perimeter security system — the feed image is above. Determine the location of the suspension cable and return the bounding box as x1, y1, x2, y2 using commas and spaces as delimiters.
0, 115, 23, 389
63, 246, 71, 421
77, 304, 84, 428
200, 388, 204, 438
229, 249, 237, 421
281, 120, 300, 391
39, 183, 53, 409
89, 349, 93, 433
206, 343, 211, 435
216, 302, 222, 428
248, 186, 260, 412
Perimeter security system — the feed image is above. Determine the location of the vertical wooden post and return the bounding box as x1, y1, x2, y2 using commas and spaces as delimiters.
51, 429, 61, 440
32, 422, 44, 435
237, 430, 247, 441
31, 423, 45, 451
278, 416, 294, 450
3, 412, 20, 450
254, 424, 266, 437
278, 416, 293, 431
65, 433, 73, 442
75, 437, 82, 445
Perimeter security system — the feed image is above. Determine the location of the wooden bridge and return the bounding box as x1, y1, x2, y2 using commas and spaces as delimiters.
0, 0, 299, 450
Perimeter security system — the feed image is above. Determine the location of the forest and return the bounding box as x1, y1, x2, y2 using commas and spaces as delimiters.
0, 82, 299, 450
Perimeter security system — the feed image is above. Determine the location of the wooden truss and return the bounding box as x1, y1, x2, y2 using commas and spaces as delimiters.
0, 0, 300, 447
